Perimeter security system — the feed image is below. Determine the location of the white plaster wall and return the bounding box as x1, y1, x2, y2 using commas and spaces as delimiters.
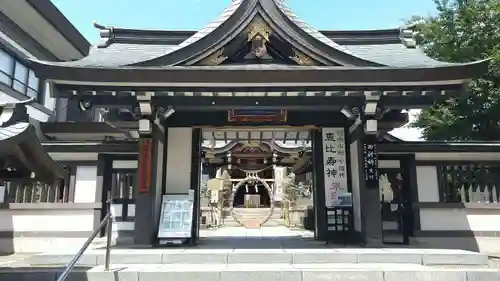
110, 204, 135, 237
74, 166, 97, 203
0, 209, 94, 232
0, 209, 95, 253
350, 141, 362, 231
420, 209, 500, 231
112, 160, 138, 169
165, 128, 192, 194
48, 152, 99, 161
416, 152, 500, 161
43, 82, 55, 111
416, 166, 440, 202
378, 160, 400, 169
110, 204, 135, 218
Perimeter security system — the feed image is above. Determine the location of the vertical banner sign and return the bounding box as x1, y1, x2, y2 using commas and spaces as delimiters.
322, 128, 348, 206
138, 138, 152, 193
363, 142, 379, 189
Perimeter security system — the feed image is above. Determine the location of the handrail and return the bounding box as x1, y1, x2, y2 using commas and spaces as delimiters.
57, 210, 113, 281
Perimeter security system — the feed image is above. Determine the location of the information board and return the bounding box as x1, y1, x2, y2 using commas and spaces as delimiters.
157, 193, 194, 239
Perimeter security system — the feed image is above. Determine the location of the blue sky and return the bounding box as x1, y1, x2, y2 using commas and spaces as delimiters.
51, 0, 437, 43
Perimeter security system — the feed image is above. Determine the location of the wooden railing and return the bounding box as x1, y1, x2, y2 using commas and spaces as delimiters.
438, 164, 500, 204
6, 181, 71, 203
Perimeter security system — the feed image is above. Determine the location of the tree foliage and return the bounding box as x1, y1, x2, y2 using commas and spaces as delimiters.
409, 0, 500, 140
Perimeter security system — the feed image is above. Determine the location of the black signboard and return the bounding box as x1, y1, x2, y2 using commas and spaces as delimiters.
363, 143, 379, 189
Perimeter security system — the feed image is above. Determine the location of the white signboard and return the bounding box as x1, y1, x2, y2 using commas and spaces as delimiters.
322, 128, 348, 206
157, 193, 194, 239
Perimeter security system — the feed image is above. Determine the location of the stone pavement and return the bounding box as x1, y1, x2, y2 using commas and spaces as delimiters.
197, 226, 320, 249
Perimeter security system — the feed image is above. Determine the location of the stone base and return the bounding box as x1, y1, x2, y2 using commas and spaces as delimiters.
12, 248, 490, 266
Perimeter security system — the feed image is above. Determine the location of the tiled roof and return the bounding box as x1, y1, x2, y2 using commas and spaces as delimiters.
176, 0, 244, 49
30, 0, 452, 69
343, 44, 451, 67
273, 0, 354, 55
41, 42, 450, 68
0, 122, 29, 142
45, 43, 178, 67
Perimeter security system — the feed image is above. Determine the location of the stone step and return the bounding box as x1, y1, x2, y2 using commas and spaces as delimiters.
12, 249, 490, 267
1, 263, 499, 281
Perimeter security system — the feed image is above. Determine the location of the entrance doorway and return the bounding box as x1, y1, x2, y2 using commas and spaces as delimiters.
200, 127, 315, 231
379, 156, 415, 244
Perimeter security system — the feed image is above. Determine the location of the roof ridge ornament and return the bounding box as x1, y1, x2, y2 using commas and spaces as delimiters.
290, 48, 316, 65
199, 48, 228, 65
399, 25, 417, 48
0, 97, 33, 128
93, 21, 115, 48
247, 17, 271, 42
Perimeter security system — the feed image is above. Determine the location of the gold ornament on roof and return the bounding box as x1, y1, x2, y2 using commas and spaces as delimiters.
200, 48, 227, 65
247, 18, 271, 42
290, 49, 316, 66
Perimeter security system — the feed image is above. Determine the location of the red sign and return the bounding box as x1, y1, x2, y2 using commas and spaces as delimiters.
138, 138, 152, 193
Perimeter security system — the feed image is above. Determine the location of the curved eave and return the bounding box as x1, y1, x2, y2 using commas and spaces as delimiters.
128, 0, 252, 67
261, 0, 381, 66
0, 123, 67, 183
291, 155, 312, 174
30, 59, 490, 85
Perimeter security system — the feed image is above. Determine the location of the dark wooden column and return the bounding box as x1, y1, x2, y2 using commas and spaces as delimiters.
359, 133, 383, 244
97, 154, 112, 237
134, 124, 165, 245
189, 128, 202, 244
311, 129, 327, 240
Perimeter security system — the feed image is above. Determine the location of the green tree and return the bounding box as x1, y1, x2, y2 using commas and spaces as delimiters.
409, 0, 500, 140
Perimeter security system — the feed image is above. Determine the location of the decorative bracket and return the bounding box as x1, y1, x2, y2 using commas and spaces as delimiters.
247, 18, 271, 42
290, 49, 316, 66
199, 48, 228, 66
136, 92, 153, 116
399, 25, 417, 48
341, 106, 361, 120
0, 97, 34, 127
93, 21, 115, 48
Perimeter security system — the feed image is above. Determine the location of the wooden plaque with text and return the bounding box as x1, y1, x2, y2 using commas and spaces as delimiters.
138, 138, 152, 193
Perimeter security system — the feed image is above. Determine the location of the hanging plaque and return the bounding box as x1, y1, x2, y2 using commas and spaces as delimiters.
363, 142, 379, 189
227, 109, 287, 122
322, 128, 348, 206
138, 138, 152, 193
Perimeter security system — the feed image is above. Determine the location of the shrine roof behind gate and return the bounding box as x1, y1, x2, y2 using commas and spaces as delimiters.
28, 0, 488, 85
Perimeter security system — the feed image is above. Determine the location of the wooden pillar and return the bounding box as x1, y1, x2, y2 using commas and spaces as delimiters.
189, 128, 202, 244
359, 133, 383, 244
311, 129, 326, 240
134, 124, 164, 245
